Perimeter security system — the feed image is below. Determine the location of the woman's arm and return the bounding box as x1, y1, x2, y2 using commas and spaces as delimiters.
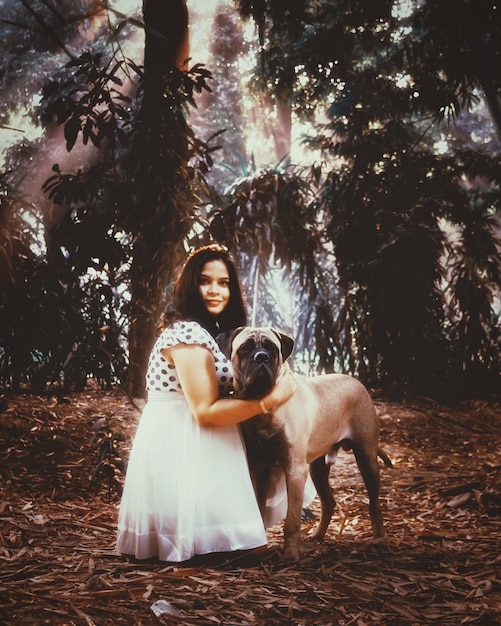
162, 343, 295, 427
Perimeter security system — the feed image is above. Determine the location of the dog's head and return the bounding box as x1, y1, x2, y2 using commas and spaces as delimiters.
217, 327, 294, 399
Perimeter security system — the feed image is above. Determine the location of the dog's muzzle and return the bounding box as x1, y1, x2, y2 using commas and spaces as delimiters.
236, 349, 277, 399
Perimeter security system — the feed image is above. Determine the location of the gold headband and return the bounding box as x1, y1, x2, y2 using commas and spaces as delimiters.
186, 243, 229, 261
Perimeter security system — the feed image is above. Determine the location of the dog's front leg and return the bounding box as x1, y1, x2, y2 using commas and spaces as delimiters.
253, 463, 271, 518
282, 460, 309, 562
309, 456, 335, 540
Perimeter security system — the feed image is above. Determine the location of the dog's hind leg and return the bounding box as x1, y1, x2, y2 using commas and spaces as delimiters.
308, 456, 335, 540
352, 445, 385, 538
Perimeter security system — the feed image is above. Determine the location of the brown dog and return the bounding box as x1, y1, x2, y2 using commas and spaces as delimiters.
217, 326, 392, 562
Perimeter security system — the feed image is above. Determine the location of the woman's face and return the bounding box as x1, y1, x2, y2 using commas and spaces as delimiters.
198, 259, 230, 317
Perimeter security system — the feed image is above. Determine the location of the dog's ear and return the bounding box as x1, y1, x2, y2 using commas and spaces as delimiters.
271, 329, 294, 361
216, 327, 244, 357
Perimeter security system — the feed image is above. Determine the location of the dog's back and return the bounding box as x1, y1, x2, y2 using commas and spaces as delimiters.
275, 373, 381, 465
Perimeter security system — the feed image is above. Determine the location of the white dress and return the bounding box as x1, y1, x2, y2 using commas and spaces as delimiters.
116, 320, 286, 562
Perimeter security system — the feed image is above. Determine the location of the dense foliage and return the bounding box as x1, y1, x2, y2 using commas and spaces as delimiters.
229, 0, 501, 397
0, 0, 499, 398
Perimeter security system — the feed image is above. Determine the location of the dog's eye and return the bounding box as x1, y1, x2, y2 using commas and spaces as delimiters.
238, 341, 255, 356
262, 340, 278, 354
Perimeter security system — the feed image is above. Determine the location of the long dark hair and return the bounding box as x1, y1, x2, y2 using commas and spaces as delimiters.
162, 244, 247, 337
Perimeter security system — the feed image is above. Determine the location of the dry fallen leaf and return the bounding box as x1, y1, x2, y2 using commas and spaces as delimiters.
0, 390, 500, 625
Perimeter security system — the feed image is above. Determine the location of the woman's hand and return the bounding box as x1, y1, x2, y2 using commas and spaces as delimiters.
262, 363, 296, 411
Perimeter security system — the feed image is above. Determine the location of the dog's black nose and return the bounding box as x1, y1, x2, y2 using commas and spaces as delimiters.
253, 350, 270, 364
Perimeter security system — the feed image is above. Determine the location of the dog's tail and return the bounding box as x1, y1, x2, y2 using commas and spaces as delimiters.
378, 447, 393, 468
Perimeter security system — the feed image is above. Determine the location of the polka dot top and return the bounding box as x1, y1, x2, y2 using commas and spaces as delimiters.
146, 320, 234, 397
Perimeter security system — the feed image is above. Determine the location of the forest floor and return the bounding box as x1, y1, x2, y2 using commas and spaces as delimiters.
0, 387, 500, 626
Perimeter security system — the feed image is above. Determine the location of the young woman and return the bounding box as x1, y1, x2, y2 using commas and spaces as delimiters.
116, 244, 297, 562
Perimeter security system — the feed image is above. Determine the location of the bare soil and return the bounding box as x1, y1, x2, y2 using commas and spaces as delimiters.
0, 388, 500, 625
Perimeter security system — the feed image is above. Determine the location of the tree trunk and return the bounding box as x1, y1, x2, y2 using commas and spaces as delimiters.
126, 0, 190, 397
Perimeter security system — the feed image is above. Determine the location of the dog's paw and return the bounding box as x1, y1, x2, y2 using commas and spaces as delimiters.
280, 548, 300, 564
307, 525, 327, 541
